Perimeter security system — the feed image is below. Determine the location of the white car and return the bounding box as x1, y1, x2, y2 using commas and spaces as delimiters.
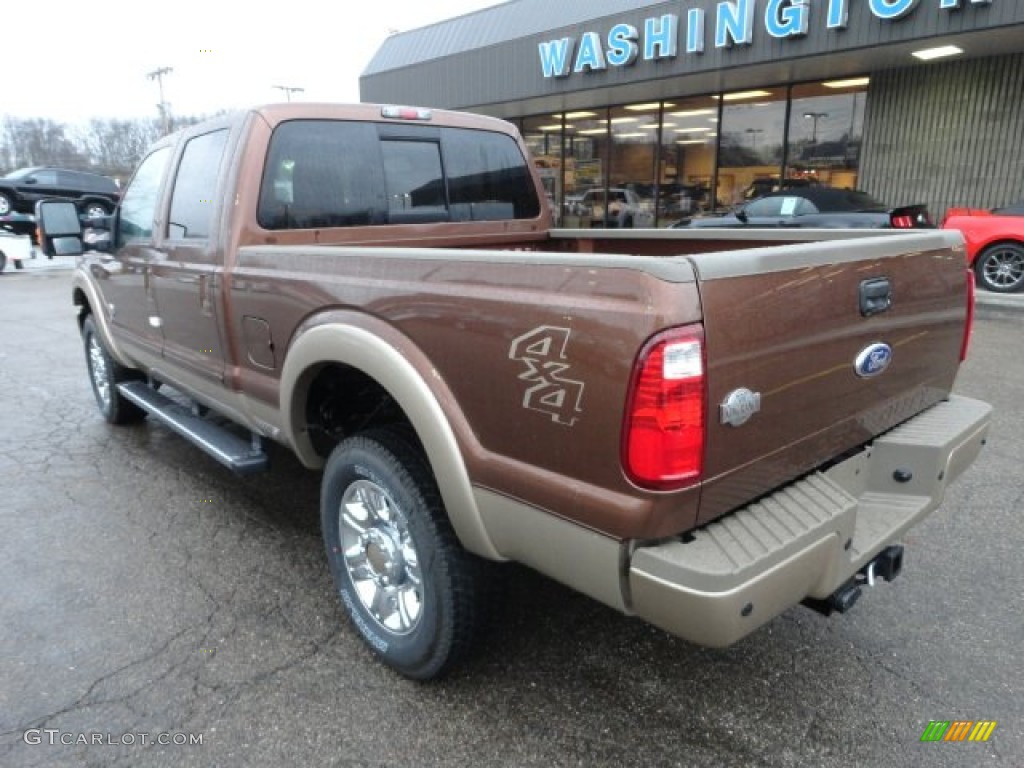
0, 229, 32, 272
566, 188, 654, 228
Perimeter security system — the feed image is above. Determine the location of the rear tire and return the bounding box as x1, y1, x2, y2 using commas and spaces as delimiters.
0, 192, 12, 216
974, 242, 1024, 293
0, 250, 6, 273
82, 315, 146, 424
321, 428, 489, 679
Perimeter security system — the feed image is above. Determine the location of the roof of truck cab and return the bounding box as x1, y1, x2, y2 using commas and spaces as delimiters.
250, 102, 519, 134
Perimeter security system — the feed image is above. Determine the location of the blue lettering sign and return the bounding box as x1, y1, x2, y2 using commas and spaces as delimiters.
607, 24, 640, 67
766, 0, 809, 38
643, 15, 678, 61
687, 9, 706, 53
715, 0, 755, 48
574, 32, 607, 73
868, 0, 921, 20
538, 38, 573, 78
537, 0, 978, 79
827, 0, 850, 29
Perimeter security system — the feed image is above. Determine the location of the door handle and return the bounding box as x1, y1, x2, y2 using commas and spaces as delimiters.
859, 277, 892, 317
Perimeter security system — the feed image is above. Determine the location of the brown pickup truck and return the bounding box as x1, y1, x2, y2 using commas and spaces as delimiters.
38, 103, 991, 679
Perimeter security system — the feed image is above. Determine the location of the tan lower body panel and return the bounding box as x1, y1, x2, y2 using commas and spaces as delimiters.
475, 488, 627, 613
629, 395, 991, 648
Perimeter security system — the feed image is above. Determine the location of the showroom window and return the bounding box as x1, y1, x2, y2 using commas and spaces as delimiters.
786, 79, 868, 191
517, 77, 870, 225
605, 103, 657, 228
659, 97, 719, 224
522, 114, 565, 223
715, 88, 788, 209
562, 111, 607, 227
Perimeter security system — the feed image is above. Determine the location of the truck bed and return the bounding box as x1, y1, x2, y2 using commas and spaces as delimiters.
227, 227, 970, 540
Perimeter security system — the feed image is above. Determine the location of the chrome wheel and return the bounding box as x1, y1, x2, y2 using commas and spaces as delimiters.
976, 243, 1024, 293
0, 194, 11, 216
87, 333, 112, 408
322, 430, 490, 678
339, 479, 423, 635
81, 315, 146, 424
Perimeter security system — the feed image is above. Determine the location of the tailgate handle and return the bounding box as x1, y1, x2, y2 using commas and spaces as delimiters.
859, 277, 892, 317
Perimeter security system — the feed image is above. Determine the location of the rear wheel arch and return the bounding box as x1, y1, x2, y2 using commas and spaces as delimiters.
970, 236, 1023, 263
281, 319, 501, 561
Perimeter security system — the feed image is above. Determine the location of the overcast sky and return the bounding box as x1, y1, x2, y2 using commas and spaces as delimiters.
5, 0, 505, 124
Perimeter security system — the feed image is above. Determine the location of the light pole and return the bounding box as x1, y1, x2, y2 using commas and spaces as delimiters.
147, 67, 174, 135
803, 112, 828, 143
744, 128, 764, 149
272, 85, 305, 102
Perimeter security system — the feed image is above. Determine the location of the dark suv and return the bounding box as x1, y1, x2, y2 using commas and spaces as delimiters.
0, 167, 120, 218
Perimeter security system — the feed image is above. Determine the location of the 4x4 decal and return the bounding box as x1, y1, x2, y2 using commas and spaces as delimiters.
508, 326, 585, 426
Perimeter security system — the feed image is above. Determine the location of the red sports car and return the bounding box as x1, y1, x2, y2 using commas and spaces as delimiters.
943, 200, 1024, 293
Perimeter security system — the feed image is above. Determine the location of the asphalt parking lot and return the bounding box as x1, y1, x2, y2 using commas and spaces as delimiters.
0, 270, 1021, 768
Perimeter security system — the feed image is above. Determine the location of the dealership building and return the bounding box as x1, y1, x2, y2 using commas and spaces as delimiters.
361, 0, 1024, 226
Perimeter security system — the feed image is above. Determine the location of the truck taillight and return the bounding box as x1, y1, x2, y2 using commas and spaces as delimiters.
961, 269, 976, 362
623, 326, 706, 489
891, 214, 914, 229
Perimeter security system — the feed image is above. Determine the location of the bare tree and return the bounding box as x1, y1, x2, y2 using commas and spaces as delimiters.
78, 118, 163, 179
1, 117, 87, 170
0, 114, 212, 178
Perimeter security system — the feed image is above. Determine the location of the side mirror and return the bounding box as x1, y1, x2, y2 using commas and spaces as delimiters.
35, 200, 83, 257
735, 207, 749, 224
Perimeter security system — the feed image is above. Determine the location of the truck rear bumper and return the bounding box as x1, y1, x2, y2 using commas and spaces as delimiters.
628, 395, 991, 647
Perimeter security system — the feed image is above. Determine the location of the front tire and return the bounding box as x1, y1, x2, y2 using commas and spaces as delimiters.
974, 242, 1024, 293
82, 315, 146, 424
321, 428, 488, 679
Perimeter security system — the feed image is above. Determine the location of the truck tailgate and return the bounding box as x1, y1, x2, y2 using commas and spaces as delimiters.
688, 231, 970, 526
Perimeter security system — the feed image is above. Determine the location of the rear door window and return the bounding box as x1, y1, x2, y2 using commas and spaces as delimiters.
168, 129, 229, 239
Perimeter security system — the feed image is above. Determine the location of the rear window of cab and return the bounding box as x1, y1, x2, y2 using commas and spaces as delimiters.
257, 120, 541, 230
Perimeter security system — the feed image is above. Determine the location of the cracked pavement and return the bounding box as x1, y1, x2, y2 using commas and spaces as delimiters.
0, 271, 1020, 767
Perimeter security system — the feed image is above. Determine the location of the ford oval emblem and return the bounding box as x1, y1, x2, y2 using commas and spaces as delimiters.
854, 343, 893, 379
